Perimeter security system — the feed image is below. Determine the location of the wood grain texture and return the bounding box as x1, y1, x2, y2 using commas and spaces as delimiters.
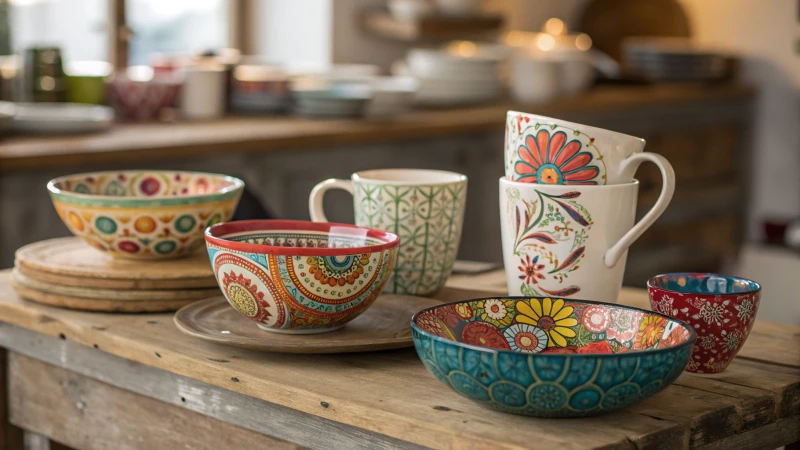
693, 416, 800, 450
15, 238, 217, 289
12, 269, 219, 301
8, 354, 302, 450
0, 270, 796, 449
0, 324, 422, 450
0, 349, 24, 450
10, 283, 201, 313
174, 294, 444, 353
0, 84, 755, 172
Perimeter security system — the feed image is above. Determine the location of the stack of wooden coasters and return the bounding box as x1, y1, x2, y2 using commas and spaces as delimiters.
12, 237, 219, 312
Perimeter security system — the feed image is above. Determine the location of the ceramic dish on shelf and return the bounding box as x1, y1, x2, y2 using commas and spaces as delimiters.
47, 171, 244, 260
291, 81, 372, 118
204, 219, 400, 334
366, 76, 418, 118
229, 64, 290, 114
12, 102, 113, 134
412, 296, 695, 417
0, 101, 14, 136
648, 273, 760, 374
433, 0, 483, 16
107, 66, 182, 121
388, 0, 436, 21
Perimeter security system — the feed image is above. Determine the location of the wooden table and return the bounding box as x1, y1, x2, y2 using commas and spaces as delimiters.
0, 269, 796, 450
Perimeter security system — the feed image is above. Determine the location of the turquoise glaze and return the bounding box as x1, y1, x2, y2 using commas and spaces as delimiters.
411, 297, 695, 417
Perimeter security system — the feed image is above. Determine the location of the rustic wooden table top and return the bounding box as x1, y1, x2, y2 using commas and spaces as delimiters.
0, 84, 754, 172
0, 268, 796, 450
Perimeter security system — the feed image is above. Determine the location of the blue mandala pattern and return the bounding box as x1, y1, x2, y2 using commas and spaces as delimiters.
413, 328, 692, 418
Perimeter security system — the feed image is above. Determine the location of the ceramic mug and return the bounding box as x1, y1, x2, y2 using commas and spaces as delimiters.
499, 171, 674, 301
505, 111, 670, 185
309, 169, 467, 296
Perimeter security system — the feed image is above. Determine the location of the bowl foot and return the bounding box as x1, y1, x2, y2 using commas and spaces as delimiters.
255, 324, 345, 335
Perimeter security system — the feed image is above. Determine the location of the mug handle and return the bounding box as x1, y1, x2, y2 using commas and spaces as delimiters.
309, 179, 354, 222
604, 153, 675, 268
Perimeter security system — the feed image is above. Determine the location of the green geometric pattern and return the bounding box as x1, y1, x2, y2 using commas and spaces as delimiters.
354, 181, 466, 296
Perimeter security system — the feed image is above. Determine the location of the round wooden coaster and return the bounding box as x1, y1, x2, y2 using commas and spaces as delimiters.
15, 237, 217, 290
173, 294, 444, 353
11, 269, 219, 301
11, 282, 199, 313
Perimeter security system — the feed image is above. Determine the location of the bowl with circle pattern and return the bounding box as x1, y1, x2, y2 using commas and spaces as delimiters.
205, 219, 400, 334
411, 297, 695, 417
48, 170, 244, 259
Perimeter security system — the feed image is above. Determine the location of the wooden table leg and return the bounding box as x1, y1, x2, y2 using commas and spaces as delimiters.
0, 348, 23, 450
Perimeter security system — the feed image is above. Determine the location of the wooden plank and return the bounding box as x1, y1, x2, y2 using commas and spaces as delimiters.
0, 290, 685, 449
0, 349, 24, 450
0, 271, 796, 449
8, 353, 302, 450
0, 84, 755, 172
693, 416, 800, 450
0, 325, 423, 450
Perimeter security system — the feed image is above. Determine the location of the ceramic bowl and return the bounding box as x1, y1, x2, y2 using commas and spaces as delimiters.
48, 171, 244, 259
205, 220, 400, 334
107, 66, 182, 121
648, 273, 761, 374
412, 296, 695, 417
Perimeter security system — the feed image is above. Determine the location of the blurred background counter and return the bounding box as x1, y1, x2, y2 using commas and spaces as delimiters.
0, 81, 755, 286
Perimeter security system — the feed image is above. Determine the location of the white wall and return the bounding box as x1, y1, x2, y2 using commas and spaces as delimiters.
678, 0, 800, 239
250, 0, 333, 67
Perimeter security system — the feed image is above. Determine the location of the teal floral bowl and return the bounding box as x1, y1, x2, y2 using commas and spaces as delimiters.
411, 297, 695, 417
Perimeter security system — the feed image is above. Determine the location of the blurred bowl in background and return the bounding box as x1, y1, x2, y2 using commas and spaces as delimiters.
107, 66, 182, 121
433, 0, 483, 16
230, 64, 290, 114
64, 61, 113, 105
366, 76, 418, 118
510, 55, 561, 104
388, 0, 436, 21
292, 79, 372, 118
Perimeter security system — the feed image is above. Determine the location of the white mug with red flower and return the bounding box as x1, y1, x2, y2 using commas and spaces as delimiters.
499, 174, 674, 302
505, 111, 672, 186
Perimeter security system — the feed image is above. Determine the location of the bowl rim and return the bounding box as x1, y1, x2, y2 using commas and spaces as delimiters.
47, 170, 245, 207
205, 219, 401, 256
411, 296, 697, 358
647, 272, 762, 296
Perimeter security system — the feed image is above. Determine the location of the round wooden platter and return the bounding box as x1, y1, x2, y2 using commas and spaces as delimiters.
11, 269, 220, 301
10, 282, 202, 313
173, 294, 445, 353
15, 237, 217, 290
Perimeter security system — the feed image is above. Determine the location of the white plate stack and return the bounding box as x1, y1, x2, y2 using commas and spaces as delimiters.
405, 43, 506, 106
622, 37, 730, 83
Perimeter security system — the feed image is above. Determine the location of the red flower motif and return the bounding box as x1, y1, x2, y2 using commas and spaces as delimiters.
518, 255, 545, 284
461, 322, 510, 349
514, 129, 600, 185
576, 340, 614, 354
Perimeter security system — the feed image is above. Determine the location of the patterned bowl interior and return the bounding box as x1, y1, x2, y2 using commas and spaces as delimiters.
219, 228, 387, 249
413, 297, 694, 354
51, 171, 242, 198
649, 273, 761, 295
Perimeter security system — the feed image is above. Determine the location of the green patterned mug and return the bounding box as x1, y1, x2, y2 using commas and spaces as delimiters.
310, 169, 467, 296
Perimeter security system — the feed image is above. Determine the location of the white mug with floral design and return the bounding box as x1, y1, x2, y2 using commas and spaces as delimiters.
499, 173, 674, 302
505, 111, 671, 185
309, 169, 467, 296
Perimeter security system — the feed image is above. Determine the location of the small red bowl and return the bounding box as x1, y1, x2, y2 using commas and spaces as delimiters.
648, 273, 761, 373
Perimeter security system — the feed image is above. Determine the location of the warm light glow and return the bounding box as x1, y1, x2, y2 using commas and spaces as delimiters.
544, 18, 566, 36
537, 33, 556, 52
447, 40, 478, 58
505, 31, 525, 47
575, 33, 593, 51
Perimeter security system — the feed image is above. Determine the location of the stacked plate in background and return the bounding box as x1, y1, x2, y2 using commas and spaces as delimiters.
403, 43, 506, 106
622, 37, 731, 82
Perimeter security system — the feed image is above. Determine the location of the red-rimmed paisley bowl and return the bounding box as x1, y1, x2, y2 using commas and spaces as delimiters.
48, 170, 244, 260
411, 297, 695, 417
648, 273, 761, 374
205, 220, 400, 334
